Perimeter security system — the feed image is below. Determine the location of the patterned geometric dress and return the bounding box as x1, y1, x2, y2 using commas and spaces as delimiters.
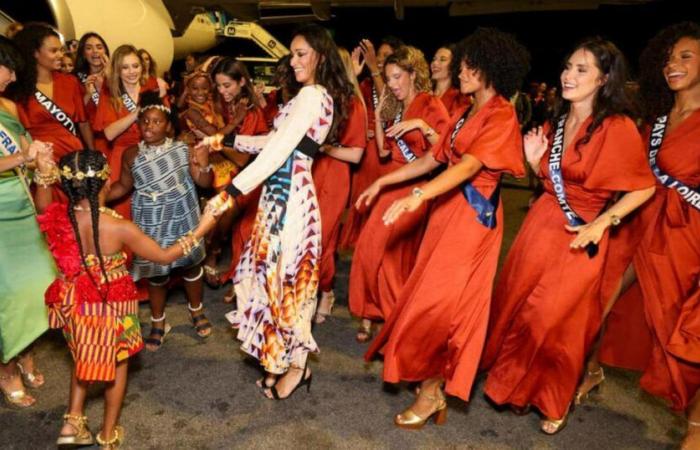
226, 85, 333, 374
39, 203, 143, 382
130, 139, 205, 281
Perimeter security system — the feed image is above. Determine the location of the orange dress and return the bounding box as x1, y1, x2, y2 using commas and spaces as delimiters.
482, 115, 655, 419
92, 78, 160, 218
630, 111, 700, 411
348, 92, 450, 321
17, 72, 86, 161
312, 96, 367, 292
76, 74, 110, 155
439, 87, 471, 116
220, 105, 269, 281
366, 95, 524, 400
339, 78, 383, 250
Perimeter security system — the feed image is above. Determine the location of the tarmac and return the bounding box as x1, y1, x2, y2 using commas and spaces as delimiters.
0, 186, 683, 449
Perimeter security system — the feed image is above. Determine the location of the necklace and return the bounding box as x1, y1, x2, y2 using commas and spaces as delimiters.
138, 137, 172, 160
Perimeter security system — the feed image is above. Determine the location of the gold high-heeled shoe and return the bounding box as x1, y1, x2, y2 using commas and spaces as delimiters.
394, 390, 447, 430
574, 367, 605, 405
96, 425, 124, 449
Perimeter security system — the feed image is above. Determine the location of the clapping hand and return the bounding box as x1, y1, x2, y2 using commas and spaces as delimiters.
34, 141, 55, 173
360, 39, 379, 73
351, 46, 365, 77
524, 126, 548, 169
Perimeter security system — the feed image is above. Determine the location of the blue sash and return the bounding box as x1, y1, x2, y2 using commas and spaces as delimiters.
548, 114, 597, 257
649, 115, 700, 211
450, 108, 500, 229
34, 90, 77, 136
393, 109, 417, 163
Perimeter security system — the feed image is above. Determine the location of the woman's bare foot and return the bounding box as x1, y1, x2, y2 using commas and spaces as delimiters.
17, 353, 45, 388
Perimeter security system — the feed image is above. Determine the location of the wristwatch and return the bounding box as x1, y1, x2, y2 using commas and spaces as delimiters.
412, 187, 424, 199
609, 214, 621, 226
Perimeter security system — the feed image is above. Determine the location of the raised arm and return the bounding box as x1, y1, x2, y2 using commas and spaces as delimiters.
226, 86, 325, 196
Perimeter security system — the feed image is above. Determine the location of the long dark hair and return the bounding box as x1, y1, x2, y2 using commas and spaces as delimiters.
551, 37, 637, 151
59, 150, 110, 297
290, 24, 354, 143
75, 32, 110, 77
272, 54, 299, 103
639, 22, 700, 122
211, 57, 260, 108
8, 22, 60, 103
0, 36, 23, 75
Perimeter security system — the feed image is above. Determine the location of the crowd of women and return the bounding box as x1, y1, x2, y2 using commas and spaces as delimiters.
0, 17, 698, 450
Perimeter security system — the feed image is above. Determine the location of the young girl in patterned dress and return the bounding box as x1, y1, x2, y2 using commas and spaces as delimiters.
32, 148, 216, 449
108, 92, 214, 351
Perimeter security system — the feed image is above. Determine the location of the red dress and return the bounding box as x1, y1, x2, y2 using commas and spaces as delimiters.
221, 106, 269, 281
366, 95, 524, 400
339, 78, 383, 250
17, 72, 86, 161
630, 111, 700, 411
92, 78, 160, 218
439, 87, 471, 116
482, 115, 655, 419
348, 92, 450, 321
77, 77, 110, 155
312, 96, 367, 292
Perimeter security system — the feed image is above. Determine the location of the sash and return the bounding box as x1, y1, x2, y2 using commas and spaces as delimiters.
648, 115, 700, 211
0, 121, 34, 207
393, 109, 417, 163
121, 92, 138, 113
450, 108, 500, 229
548, 114, 598, 257
76, 72, 100, 106
371, 85, 379, 110
34, 90, 77, 136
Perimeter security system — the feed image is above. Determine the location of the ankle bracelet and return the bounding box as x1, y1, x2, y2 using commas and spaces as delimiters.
187, 302, 204, 312
151, 314, 166, 322
183, 266, 204, 282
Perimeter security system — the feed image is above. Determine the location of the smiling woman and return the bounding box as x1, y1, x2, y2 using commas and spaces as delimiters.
10, 23, 93, 170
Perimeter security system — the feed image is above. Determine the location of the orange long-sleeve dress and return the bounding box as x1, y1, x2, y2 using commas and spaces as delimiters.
17, 72, 86, 161
609, 111, 700, 411
365, 95, 524, 400
339, 78, 383, 250
482, 115, 655, 420
312, 96, 367, 292
220, 105, 269, 281
348, 92, 450, 321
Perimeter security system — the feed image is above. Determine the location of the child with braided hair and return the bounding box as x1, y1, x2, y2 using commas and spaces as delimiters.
32, 148, 218, 449
107, 91, 214, 351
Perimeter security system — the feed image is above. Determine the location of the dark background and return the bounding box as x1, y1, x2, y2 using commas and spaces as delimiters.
5, 1, 697, 86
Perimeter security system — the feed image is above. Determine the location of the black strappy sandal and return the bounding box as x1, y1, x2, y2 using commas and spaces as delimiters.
187, 303, 212, 338
144, 315, 171, 352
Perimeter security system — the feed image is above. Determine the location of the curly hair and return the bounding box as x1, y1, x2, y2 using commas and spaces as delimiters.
75, 32, 109, 77
59, 150, 110, 299
0, 36, 23, 74
639, 22, 700, 122
8, 22, 60, 103
552, 37, 637, 152
291, 24, 354, 143
380, 45, 431, 121
210, 57, 261, 109
454, 27, 530, 100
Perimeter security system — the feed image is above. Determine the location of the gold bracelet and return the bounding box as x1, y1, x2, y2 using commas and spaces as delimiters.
177, 231, 196, 256
33, 167, 60, 188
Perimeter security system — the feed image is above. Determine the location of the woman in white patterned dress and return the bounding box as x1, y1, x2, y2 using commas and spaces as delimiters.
202, 24, 354, 399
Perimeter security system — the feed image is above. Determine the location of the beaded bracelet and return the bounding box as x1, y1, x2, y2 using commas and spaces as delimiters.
33, 167, 60, 188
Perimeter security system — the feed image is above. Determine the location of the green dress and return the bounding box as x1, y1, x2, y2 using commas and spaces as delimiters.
0, 109, 54, 363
